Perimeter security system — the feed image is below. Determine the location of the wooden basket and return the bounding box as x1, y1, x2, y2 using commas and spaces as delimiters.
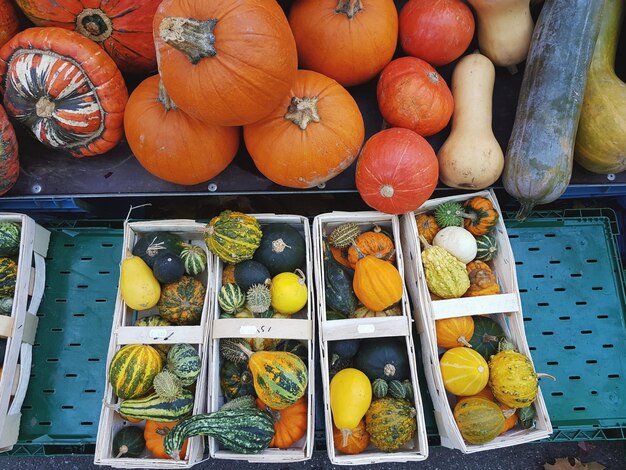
207, 214, 315, 463
400, 189, 553, 453
0, 213, 50, 452
94, 219, 212, 468
313, 212, 429, 465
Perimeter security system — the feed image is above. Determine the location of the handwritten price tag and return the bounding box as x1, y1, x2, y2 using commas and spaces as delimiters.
239, 325, 272, 335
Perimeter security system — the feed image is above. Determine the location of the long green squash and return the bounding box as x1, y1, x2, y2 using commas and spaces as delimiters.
164, 409, 275, 459
118, 390, 194, 422
502, 0, 604, 220
575, 0, 626, 174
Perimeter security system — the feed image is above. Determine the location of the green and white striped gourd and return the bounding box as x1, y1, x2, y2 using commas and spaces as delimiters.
246, 284, 271, 314
475, 234, 498, 261
0, 296, 12, 315
329, 223, 361, 248
167, 344, 201, 386
164, 408, 275, 458
179, 243, 207, 276
118, 390, 194, 422
403, 380, 414, 400
388, 380, 406, 399
153, 370, 183, 402
219, 283, 246, 314
372, 378, 388, 398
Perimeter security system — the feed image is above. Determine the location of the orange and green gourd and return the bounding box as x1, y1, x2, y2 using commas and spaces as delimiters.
109, 344, 162, 400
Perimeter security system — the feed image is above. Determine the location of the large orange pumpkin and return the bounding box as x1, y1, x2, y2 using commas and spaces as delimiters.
124, 75, 239, 185
355, 128, 439, 214
154, 0, 297, 126
0, 27, 128, 157
377, 57, 454, 137
289, 0, 398, 87
0, 0, 20, 49
0, 104, 18, 196
15, 0, 160, 73
243, 69, 364, 189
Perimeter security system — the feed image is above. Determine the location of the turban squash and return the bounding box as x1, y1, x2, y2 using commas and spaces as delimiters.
0, 27, 128, 157
14, 0, 160, 73
124, 75, 239, 185
0, 105, 18, 196
243, 69, 365, 189
154, 0, 297, 126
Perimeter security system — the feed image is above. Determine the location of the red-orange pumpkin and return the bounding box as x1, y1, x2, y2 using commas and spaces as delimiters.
0, 0, 20, 49
0, 27, 128, 157
399, 0, 475, 66
355, 128, 439, 214
244, 69, 365, 189
289, 0, 398, 87
377, 56, 454, 137
15, 0, 160, 73
0, 104, 18, 196
154, 0, 297, 126
256, 397, 308, 449
124, 75, 239, 185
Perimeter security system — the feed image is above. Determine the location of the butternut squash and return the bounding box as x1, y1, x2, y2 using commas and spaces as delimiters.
574, 0, 626, 174
468, 0, 534, 68
437, 53, 504, 189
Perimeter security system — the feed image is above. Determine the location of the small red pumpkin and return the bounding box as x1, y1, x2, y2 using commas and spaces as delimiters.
0, 27, 128, 157
15, 0, 161, 73
154, 0, 297, 126
399, 0, 475, 66
0, 105, 18, 196
377, 56, 454, 137
124, 75, 239, 185
0, 0, 20, 49
355, 128, 439, 214
289, 0, 398, 87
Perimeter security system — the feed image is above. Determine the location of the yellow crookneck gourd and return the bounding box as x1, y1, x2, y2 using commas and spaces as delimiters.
120, 250, 160, 310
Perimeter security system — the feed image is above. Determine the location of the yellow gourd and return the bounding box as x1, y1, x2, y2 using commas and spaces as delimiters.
440, 347, 489, 396
437, 53, 504, 190
330, 368, 372, 448
467, 0, 534, 68
270, 270, 308, 315
120, 252, 160, 311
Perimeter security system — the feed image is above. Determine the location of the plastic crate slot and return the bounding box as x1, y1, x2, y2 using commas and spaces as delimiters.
77, 284, 88, 289
597, 314, 609, 319
549, 260, 561, 264
36, 313, 44, 317
516, 261, 523, 265
591, 390, 598, 395
581, 330, 593, 334
87, 358, 100, 362
61, 406, 74, 409
592, 286, 603, 291
69, 343, 81, 347
80, 422, 93, 426
571, 273, 583, 277
101, 243, 114, 247
576, 301, 588, 305
587, 259, 598, 263
602, 344, 615, 348
73, 313, 85, 317
509, 234, 519, 239
569, 376, 581, 380
46, 358, 59, 362
554, 287, 566, 292
95, 299, 107, 303
538, 302, 550, 306
33, 343, 40, 347
29, 373, 35, 378
608, 374, 620, 378
43, 390, 55, 394
574, 407, 586, 411
586, 360, 598, 364
533, 274, 545, 278
22, 405, 32, 410
98, 271, 110, 275
50, 328, 63, 332
544, 233, 556, 237
542, 331, 554, 335
564, 345, 576, 350
39, 422, 51, 426
524, 317, 532, 322
63, 243, 75, 247
552, 392, 564, 396
65, 374, 77, 378
559, 316, 571, 320
528, 247, 540, 251
59, 271, 70, 275
55, 299, 66, 303
80, 257, 93, 261
529, 346, 536, 351
84, 389, 96, 393
565, 246, 572, 250
520, 288, 528, 293
547, 361, 559, 365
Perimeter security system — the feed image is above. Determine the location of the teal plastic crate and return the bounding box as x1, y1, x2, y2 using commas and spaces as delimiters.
505, 208, 626, 441
1, 226, 122, 456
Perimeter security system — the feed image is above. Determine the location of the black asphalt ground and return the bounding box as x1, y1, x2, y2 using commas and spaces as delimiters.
0, 441, 624, 469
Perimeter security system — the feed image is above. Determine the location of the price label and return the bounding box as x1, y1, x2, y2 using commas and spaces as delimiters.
357, 324, 375, 334
149, 328, 169, 339
239, 325, 272, 335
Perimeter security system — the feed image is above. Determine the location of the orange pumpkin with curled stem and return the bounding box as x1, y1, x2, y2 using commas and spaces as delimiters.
463, 197, 500, 236
347, 231, 395, 268
289, 0, 398, 87
333, 419, 370, 455
244, 69, 365, 189
124, 75, 239, 185
256, 397, 308, 449
436, 316, 474, 349
144, 420, 188, 459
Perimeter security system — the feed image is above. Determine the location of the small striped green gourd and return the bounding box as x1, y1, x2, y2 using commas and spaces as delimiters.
329, 223, 361, 248
204, 211, 262, 264
0, 296, 12, 314
109, 344, 162, 400
164, 408, 275, 458
158, 276, 205, 325
220, 360, 256, 399
117, 390, 194, 422
365, 397, 417, 451
475, 234, 498, 262
0, 222, 20, 257
218, 283, 246, 314
133, 315, 173, 361
179, 243, 207, 276
388, 380, 406, 399
372, 378, 388, 398
0, 257, 16, 296
167, 344, 201, 386
237, 342, 308, 410
402, 380, 414, 400
454, 396, 505, 445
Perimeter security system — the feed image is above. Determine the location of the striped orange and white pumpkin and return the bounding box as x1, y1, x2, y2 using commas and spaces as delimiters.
0, 27, 128, 157
109, 344, 162, 400
440, 347, 489, 396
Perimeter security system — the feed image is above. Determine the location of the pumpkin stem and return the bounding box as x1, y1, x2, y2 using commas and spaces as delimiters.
272, 238, 291, 253
516, 202, 535, 222
115, 445, 129, 459
35, 96, 55, 118
482, 333, 500, 344
340, 428, 353, 448
418, 234, 432, 250
159, 17, 218, 65
235, 341, 254, 358
75, 8, 113, 42
284, 96, 320, 130
458, 336, 473, 348
426, 71, 440, 84
294, 268, 307, 285
350, 241, 367, 261
502, 408, 516, 419
335, 0, 364, 19
383, 363, 396, 378
379, 184, 395, 199
158, 80, 177, 111
537, 372, 556, 381
104, 401, 121, 412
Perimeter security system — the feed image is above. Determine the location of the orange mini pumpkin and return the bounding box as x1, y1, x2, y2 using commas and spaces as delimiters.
463, 197, 500, 236
256, 397, 308, 449
415, 213, 440, 244
144, 420, 189, 459
333, 419, 370, 455
347, 232, 395, 268
353, 254, 403, 311
436, 316, 474, 349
